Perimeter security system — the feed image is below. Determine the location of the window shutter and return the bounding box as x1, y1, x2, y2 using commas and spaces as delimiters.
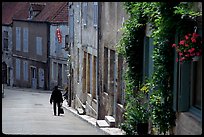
178, 62, 191, 111
16, 59, 21, 80
23, 61, 28, 81
16, 27, 21, 51
148, 38, 154, 77
23, 28, 28, 52
36, 37, 42, 55
93, 2, 98, 27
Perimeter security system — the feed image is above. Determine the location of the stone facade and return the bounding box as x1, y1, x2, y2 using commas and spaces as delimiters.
68, 2, 127, 127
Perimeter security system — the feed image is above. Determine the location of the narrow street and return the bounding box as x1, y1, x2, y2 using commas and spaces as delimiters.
2, 87, 107, 135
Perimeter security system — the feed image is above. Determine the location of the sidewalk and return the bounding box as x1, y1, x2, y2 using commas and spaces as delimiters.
62, 101, 125, 135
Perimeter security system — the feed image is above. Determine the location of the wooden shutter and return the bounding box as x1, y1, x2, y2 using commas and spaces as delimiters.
23, 61, 28, 81
16, 58, 21, 80
16, 27, 21, 51
93, 2, 98, 27
23, 28, 28, 52
178, 61, 191, 111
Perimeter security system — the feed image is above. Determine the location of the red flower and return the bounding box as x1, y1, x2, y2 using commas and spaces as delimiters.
185, 35, 189, 40
193, 33, 199, 38
191, 37, 196, 43
172, 44, 177, 47
179, 40, 185, 45
172, 32, 202, 63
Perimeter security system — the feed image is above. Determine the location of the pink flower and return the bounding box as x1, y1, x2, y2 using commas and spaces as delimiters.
172, 44, 176, 47
191, 37, 196, 43
185, 35, 189, 40
179, 40, 185, 45
179, 52, 183, 56
185, 44, 189, 47
185, 54, 190, 57
193, 33, 199, 38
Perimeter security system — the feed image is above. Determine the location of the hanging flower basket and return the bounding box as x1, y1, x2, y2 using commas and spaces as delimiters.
172, 32, 202, 63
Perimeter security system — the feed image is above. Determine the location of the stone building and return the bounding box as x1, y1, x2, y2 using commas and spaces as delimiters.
67, 2, 127, 127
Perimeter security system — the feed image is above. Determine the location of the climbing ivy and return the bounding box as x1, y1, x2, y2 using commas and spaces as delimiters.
117, 2, 202, 135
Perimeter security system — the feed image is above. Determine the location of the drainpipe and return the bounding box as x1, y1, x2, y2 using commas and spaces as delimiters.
97, 2, 101, 120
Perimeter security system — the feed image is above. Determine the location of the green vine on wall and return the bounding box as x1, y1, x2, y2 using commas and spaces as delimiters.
117, 2, 202, 135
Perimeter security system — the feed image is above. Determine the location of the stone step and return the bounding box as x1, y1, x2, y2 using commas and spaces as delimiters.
96, 120, 110, 128
105, 116, 115, 127
77, 108, 85, 115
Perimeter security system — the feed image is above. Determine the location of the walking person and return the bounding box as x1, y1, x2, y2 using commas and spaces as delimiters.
50, 85, 63, 116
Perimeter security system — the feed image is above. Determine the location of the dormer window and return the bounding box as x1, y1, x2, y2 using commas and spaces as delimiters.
28, 3, 45, 20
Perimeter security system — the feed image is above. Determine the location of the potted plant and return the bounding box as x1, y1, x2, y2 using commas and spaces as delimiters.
134, 82, 151, 135
172, 32, 202, 63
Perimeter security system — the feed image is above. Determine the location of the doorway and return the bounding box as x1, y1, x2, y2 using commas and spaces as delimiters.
31, 67, 37, 89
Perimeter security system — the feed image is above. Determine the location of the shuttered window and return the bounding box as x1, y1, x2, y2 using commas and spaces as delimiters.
23, 61, 28, 81
36, 37, 42, 55
93, 2, 98, 27
16, 58, 21, 80
23, 28, 28, 52
16, 27, 21, 51
3, 31, 8, 51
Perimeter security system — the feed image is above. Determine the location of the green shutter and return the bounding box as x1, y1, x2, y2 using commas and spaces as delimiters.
178, 61, 191, 111
173, 48, 178, 111
148, 38, 154, 77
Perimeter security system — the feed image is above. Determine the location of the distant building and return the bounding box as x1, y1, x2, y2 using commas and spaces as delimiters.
2, 2, 69, 90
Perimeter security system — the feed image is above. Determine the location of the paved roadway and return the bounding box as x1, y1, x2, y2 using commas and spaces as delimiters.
2, 87, 107, 135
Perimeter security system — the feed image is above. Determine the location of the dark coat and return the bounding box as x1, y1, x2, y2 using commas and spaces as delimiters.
50, 88, 63, 103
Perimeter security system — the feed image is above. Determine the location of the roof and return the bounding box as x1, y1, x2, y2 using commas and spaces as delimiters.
2, 2, 68, 25
33, 2, 68, 23
2, 2, 29, 25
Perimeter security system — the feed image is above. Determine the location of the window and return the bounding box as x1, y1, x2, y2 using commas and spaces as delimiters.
117, 55, 123, 104
16, 58, 21, 80
23, 61, 28, 81
92, 56, 97, 99
173, 31, 202, 118
82, 51, 87, 93
93, 2, 98, 27
109, 50, 115, 94
87, 53, 91, 94
53, 62, 57, 80
16, 27, 21, 51
36, 37, 42, 55
103, 47, 108, 93
190, 57, 202, 117
23, 28, 28, 52
143, 36, 154, 82
83, 2, 88, 26
65, 35, 69, 50
3, 31, 8, 51
191, 60, 202, 109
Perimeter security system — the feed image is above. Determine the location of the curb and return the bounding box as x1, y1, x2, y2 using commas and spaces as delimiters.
62, 101, 125, 135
